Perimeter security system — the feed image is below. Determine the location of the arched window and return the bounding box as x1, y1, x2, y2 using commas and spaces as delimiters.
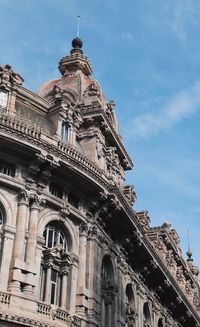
143, 303, 151, 327
40, 221, 72, 308
158, 318, 164, 327
43, 223, 67, 250
125, 284, 136, 327
101, 255, 116, 327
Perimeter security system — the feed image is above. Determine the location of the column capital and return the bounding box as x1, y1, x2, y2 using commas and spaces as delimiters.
30, 193, 46, 210
79, 222, 90, 237
18, 189, 30, 205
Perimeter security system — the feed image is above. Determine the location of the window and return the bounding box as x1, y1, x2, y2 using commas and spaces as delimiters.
101, 256, 116, 327
0, 208, 3, 226
0, 91, 8, 112
40, 222, 72, 309
143, 303, 151, 327
61, 122, 69, 142
49, 184, 62, 199
0, 161, 15, 177
50, 269, 58, 305
68, 193, 79, 209
43, 223, 67, 250
158, 319, 163, 327
125, 284, 136, 327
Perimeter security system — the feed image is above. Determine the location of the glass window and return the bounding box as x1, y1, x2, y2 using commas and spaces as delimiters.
0, 91, 8, 111
50, 269, 57, 305
43, 223, 67, 250
61, 122, 69, 142
0, 208, 3, 226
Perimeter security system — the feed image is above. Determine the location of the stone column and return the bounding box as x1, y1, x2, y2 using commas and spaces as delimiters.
26, 198, 41, 264
68, 256, 79, 311
60, 272, 68, 309
136, 285, 146, 327
12, 190, 29, 260
8, 191, 29, 294
77, 223, 88, 293
44, 264, 52, 303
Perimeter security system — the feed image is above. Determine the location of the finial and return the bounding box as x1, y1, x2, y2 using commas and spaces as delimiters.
71, 16, 83, 51
186, 229, 193, 262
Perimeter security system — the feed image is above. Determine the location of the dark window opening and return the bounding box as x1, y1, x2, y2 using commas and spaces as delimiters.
49, 184, 62, 199
0, 161, 15, 177
68, 193, 79, 209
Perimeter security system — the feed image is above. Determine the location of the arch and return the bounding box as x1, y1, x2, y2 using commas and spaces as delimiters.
38, 209, 77, 253
125, 284, 135, 308
62, 89, 78, 106
100, 247, 117, 280
158, 318, 164, 327
102, 254, 115, 281
0, 191, 15, 226
39, 212, 74, 308
101, 254, 117, 327
125, 283, 136, 326
143, 302, 151, 326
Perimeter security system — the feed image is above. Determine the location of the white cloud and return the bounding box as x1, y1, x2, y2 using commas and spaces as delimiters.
129, 80, 200, 139
168, 0, 200, 45
121, 31, 134, 42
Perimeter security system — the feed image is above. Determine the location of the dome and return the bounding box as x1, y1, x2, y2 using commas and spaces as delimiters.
37, 71, 107, 109
37, 39, 107, 110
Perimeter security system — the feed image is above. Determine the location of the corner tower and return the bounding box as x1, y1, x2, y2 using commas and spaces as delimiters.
37, 37, 133, 190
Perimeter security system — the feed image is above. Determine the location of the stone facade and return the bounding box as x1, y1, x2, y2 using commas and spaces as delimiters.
0, 38, 199, 327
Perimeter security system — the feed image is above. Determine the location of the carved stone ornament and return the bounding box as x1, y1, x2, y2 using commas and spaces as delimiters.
137, 210, 150, 231
101, 278, 118, 305
124, 185, 137, 205
0, 64, 24, 88
125, 304, 137, 326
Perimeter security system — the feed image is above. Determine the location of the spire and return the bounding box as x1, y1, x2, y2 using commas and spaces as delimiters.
186, 229, 193, 262
70, 16, 83, 54
58, 20, 93, 76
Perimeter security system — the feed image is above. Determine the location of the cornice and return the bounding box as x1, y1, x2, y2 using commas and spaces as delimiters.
82, 108, 133, 170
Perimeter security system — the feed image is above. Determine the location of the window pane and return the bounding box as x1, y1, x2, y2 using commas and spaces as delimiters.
43, 223, 67, 250
51, 283, 56, 305
61, 123, 68, 142
51, 269, 57, 282
0, 209, 3, 225
0, 91, 8, 111
53, 231, 58, 247
48, 229, 53, 248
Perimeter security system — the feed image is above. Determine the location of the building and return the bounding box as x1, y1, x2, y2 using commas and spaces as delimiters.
0, 36, 199, 327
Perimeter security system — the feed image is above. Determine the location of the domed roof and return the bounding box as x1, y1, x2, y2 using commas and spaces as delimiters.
37, 39, 107, 109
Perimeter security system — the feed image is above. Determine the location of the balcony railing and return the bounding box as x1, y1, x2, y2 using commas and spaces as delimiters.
36, 302, 81, 325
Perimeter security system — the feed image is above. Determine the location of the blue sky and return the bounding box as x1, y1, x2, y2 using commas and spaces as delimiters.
0, 0, 199, 267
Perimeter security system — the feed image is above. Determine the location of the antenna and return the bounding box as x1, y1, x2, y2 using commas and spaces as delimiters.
77, 16, 80, 37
